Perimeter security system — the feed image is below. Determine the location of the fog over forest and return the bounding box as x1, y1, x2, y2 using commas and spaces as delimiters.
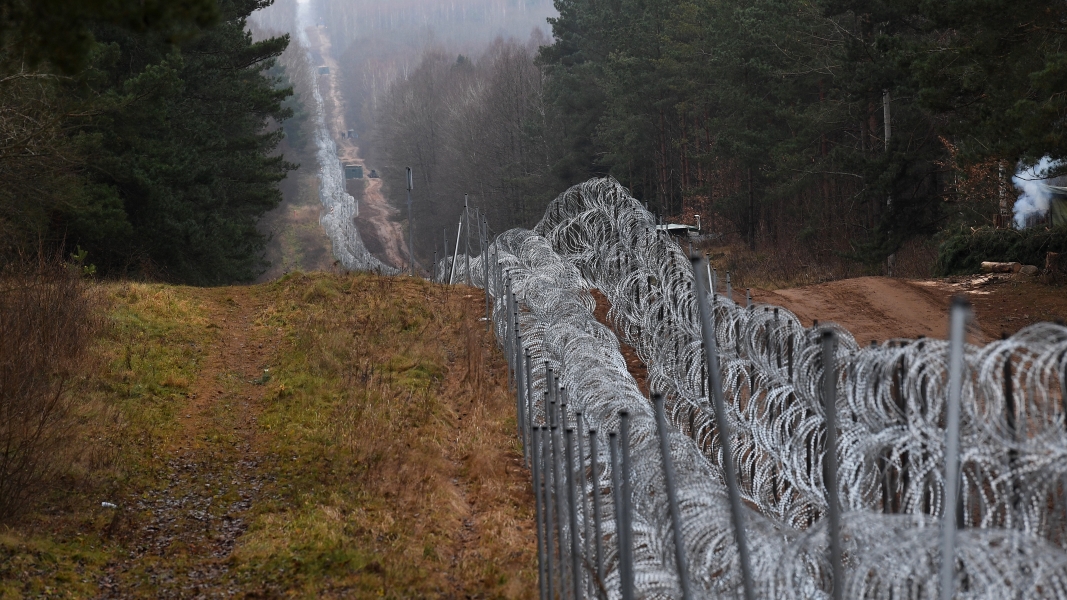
253, 0, 556, 134
249, 0, 559, 272
252, 0, 1067, 280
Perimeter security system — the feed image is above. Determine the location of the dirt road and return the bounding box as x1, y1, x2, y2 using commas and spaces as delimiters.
306, 26, 407, 270
98, 287, 278, 597
752, 275, 1067, 345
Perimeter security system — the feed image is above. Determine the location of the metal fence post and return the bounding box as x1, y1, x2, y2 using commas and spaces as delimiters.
512, 288, 521, 393
533, 427, 548, 600
940, 296, 971, 600
505, 279, 514, 391
483, 216, 491, 323
516, 334, 526, 454
590, 429, 605, 600
406, 167, 415, 276
464, 195, 472, 286
691, 255, 755, 600
576, 413, 594, 599
555, 393, 573, 596
450, 216, 463, 285
821, 330, 844, 600
609, 431, 633, 600
551, 423, 569, 598
619, 410, 634, 600
653, 393, 692, 600
565, 428, 583, 600
525, 349, 535, 456
543, 425, 556, 599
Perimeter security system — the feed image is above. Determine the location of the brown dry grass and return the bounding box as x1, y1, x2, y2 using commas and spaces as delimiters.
239, 274, 535, 598
0, 272, 536, 598
0, 258, 100, 520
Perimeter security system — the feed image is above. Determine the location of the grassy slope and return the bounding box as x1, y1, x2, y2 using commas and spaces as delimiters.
0, 273, 535, 599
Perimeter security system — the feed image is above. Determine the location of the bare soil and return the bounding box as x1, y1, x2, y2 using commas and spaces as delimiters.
752, 275, 1067, 345
590, 289, 650, 395
593, 275, 1065, 392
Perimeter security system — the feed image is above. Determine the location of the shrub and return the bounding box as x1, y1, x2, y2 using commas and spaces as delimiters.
935, 225, 1067, 275
0, 257, 96, 520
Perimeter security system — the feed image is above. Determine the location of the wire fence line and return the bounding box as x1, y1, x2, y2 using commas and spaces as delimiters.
441, 178, 1067, 598
294, 1, 396, 275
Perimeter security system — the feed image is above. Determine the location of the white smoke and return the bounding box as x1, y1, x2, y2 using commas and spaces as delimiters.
1013, 156, 1059, 228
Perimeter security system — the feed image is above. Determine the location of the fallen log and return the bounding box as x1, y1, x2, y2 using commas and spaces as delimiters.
980, 261, 1022, 273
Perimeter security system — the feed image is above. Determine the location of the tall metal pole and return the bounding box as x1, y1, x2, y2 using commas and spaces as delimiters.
464, 194, 472, 286
619, 412, 635, 600
940, 296, 971, 600
533, 427, 548, 600
515, 333, 526, 453
525, 350, 535, 465
589, 430, 605, 600
542, 425, 556, 599
449, 218, 463, 285
565, 428, 583, 600
691, 255, 755, 600
576, 413, 594, 599
483, 217, 491, 328
551, 424, 569, 598
653, 393, 692, 600
609, 432, 633, 600
406, 167, 415, 277
821, 330, 844, 600
505, 281, 514, 391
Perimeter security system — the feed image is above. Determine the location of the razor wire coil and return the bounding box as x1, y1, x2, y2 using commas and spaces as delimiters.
447, 178, 1067, 598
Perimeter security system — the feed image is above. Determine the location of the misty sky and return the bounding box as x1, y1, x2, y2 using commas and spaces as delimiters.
253, 0, 558, 62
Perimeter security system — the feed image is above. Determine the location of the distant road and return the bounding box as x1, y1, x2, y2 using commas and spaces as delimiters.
307, 25, 407, 270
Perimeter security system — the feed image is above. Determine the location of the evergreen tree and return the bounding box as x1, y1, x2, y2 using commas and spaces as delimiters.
55, 0, 295, 284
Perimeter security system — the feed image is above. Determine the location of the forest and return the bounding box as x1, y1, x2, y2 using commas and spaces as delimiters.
4, 0, 1066, 281
364, 0, 1067, 275
0, 0, 293, 284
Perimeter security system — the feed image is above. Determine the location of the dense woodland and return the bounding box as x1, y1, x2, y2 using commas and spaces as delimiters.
0, 0, 293, 284
362, 0, 1067, 273
3, 0, 1066, 281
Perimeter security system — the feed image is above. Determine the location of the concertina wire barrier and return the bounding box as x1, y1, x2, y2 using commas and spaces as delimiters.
294, 7, 397, 275
436, 177, 1067, 598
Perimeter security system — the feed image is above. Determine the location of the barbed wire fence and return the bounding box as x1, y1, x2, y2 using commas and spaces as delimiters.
436, 178, 1067, 599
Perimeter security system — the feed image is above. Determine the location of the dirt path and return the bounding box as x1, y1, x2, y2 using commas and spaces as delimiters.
98, 288, 278, 598
752, 275, 1067, 345
591, 289, 650, 395
307, 25, 407, 270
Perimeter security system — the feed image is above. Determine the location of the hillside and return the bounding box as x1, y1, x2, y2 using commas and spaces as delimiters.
1, 273, 535, 598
